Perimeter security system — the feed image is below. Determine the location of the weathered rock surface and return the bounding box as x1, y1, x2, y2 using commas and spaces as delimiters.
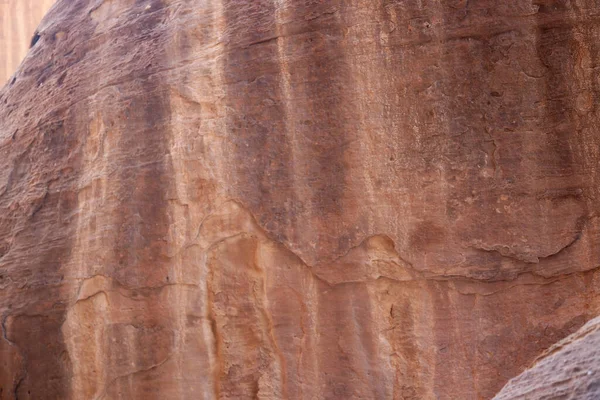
0, 0, 55, 84
1, 0, 600, 399
494, 316, 600, 399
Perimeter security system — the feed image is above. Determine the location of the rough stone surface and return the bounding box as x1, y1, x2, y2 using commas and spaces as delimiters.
0, 0, 600, 399
0, 0, 55, 84
494, 316, 600, 399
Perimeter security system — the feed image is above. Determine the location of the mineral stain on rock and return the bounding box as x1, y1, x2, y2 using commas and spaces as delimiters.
1, 0, 600, 399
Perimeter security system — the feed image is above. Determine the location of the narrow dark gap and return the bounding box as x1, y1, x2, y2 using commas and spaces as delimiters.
30, 32, 40, 48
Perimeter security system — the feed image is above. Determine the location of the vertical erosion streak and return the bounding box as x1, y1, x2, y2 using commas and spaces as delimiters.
219, 2, 292, 394
534, 2, 579, 181
0, 2, 104, 396
65, 2, 179, 398
254, 249, 288, 398
206, 252, 222, 400
529, 1, 593, 269
221, 0, 295, 246
3, 93, 87, 399
576, 10, 600, 202
205, 234, 282, 398
221, 0, 363, 266
111, 84, 173, 288
273, 0, 301, 244
282, 0, 359, 263
102, 88, 176, 396
111, 18, 177, 400
198, 1, 230, 397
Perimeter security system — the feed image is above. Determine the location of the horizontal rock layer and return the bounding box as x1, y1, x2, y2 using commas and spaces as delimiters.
1, 0, 600, 399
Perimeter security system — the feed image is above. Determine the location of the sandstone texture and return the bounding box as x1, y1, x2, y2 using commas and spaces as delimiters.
1, 0, 600, 399
0, 0, 55, 84
494, 316, 600, 399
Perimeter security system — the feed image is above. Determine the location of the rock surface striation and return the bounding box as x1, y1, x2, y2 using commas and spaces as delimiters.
1, 0, 600, 399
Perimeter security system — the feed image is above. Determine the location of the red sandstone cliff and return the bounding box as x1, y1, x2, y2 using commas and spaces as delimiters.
1, 0, 600, 399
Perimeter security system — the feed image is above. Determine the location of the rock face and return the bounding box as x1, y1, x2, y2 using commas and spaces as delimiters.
0, 0, 55, 84
494, 316, 600, 400
0, 0, 600, 399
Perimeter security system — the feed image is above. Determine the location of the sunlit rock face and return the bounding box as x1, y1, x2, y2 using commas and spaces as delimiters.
0, 0, 55, 84
1, 0, 600, 399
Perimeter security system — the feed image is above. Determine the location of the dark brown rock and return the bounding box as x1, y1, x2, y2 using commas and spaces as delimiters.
0, 0, 600, 399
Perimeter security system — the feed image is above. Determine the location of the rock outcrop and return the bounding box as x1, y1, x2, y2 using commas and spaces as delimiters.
1, 0, 600, 399
494, 316, 600, 399
0, 0, 55, 84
